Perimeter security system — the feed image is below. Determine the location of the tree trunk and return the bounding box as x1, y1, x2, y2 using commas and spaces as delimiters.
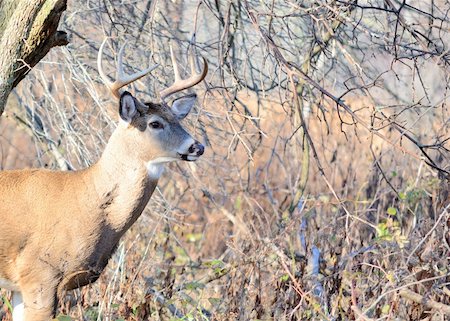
0, 0, 68, 117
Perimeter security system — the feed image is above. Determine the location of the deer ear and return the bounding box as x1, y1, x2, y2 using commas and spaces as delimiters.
171, 94, 196, 120
119, 91, 138, 123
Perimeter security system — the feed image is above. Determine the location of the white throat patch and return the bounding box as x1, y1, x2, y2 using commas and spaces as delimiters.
146, 157, 179, 180
146, 163, 165, 180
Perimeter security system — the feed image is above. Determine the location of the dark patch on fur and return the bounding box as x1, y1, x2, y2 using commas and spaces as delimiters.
130, 116, 147, 132
99, 185, 118, 211
61, 267, 103, 291
18, 235, 28, 252
145, 101, 178, 122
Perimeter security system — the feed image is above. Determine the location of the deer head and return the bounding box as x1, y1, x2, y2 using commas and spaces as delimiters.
97, 39, 207, 172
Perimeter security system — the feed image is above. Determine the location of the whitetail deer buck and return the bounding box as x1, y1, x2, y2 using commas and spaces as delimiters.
0, 38, 207, 321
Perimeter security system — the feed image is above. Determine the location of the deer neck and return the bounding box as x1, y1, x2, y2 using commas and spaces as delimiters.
88, 126, 161, 232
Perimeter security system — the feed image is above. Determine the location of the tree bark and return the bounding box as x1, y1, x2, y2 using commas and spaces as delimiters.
0, 0, 68, 117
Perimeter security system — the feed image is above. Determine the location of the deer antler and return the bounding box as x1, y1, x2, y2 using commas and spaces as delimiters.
98, 38, 158, 99
160, 44, 208, 100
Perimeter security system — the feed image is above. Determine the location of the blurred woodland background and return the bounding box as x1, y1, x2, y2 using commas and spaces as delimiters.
0, 0, 449, 320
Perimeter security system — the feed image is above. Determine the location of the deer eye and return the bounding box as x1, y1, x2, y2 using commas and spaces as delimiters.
149, 121, 164, 129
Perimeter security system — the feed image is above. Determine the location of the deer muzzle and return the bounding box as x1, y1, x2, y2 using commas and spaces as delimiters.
180, 141, 204, 161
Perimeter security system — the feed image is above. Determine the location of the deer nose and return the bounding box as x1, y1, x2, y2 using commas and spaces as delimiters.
197, 143, 205, 156
189, 141, 204, 156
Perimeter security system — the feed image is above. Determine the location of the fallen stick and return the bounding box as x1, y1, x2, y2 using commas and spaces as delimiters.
399, 289, 450, 315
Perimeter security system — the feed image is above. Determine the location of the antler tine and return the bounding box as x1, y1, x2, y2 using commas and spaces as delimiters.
98, 38, 114, 90
188, 51, 196, 75
170, 44, 181, 82
160, 45, 208, 100
97, 38, 158, 99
